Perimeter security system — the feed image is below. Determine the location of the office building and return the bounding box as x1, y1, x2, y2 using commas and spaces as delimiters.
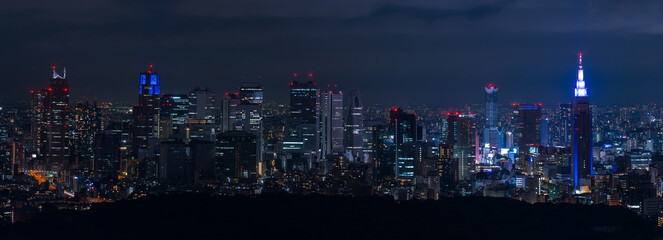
40, 67, 71, 171
572, 53, 592, 187
132, 66, 161, 158
345, 89, 364, 163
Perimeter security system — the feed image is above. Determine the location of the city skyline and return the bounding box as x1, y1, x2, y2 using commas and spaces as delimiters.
6, 2, 663, 238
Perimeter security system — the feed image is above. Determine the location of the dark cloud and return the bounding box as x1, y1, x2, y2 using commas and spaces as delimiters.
1, 0, 663, 106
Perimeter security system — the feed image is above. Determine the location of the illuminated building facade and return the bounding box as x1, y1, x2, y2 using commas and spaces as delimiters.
221, 93, 239, 132
40, 67, 71, 171
216, 131, 258, 183
438, 144, 457, 196
572, 53, 592, 187
239, 82, 263, 104
483, 84, 501, 148
390, 108, 418, 181
447, 113, 476, 180
132, 66, 161, 157
189, 87, 219, 125
286, 75, 319, 164
345, 89, 364, 163
161, 94, 190, 132
320, 90, 344, 158
514, 103, 541, 171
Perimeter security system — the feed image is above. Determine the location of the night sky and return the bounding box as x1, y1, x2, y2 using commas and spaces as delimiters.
3, 0, 663, 106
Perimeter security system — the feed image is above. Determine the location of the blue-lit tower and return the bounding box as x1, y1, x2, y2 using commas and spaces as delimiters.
572, 53, 592, 187
483, 84, 501, 158
132, 65, 161, 156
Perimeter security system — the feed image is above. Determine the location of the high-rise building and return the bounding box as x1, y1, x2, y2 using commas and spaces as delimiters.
161, 94, 190, 134
234, 83, 264, 174
216, 131, 258, 183
345, 89, 364, 163
29, 90, 46, 157
572, 53, 592, 187
438, 144, 457, 196
159, 141, 186, 182
239, 82, 263, 104
390, 108, 418, 181
373, 123, 395, 180
234, 102, 262, 134
132, 66, 161, 158
221, 93, 239, 132
103, 120, 132, 178
557, 103, 573, 147
483, 84, 501, 148
514, 103, 541, 170
446, 113, 476, 180
189, 140, 215, 183
320, 90, 344, 159
40, 67, 71, 171
93, 127, 121, 175
541, 117, 550, 147
189, 87, 219, 125
285, 75, 319, 164
71, 102, 100, 170
289, 75, 319, 125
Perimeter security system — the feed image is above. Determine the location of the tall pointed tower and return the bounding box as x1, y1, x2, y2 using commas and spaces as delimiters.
572, 53, 592, 187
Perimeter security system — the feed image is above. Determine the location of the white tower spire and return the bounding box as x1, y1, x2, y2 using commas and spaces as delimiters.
574, 53, 587, 97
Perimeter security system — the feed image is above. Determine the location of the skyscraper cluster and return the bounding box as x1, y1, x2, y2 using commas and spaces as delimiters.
11, 53, 663, 222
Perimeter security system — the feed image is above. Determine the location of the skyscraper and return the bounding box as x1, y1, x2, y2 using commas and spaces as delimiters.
541, 117, 550, 147
557, 103, 573, 147
161, 94, 190, 131
320, 90, 344, 159
514, 104, 541, 170
239, 82, 263, 104
446, 113, 476, 180
438, 144, 457, 196
286, 74, 319, 164
572, 53, 592, 187
29, 90, 46, 157
216, 131, 258, 183
390, 108, 418, 181
221, 93, 239, 132
40, 67, 71, 171
234, 83, 264, 173
345, 89, 364, 163
71, 102, 100, 170
132, 66, 161, 158
189, 87, 219, 125
158, 141, 186, 182
235, 82, 264, 133
483, 84, 501, 148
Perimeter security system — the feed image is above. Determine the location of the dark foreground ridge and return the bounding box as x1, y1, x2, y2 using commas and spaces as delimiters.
2, 194, 657, 240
